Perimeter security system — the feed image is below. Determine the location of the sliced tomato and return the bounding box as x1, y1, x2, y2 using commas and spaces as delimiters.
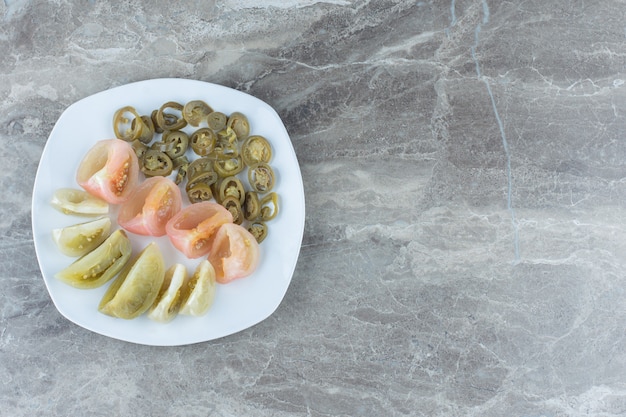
208, 223, 260, 284
76, 139, 140, 204
117, 176, 182, 237
165, 201, 233, 258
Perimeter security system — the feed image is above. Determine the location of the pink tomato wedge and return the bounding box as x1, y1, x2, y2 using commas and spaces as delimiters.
76, 139, 140, 204
165, 201, 233, 259
117, 176, 182, 236
208, 223, 260, 284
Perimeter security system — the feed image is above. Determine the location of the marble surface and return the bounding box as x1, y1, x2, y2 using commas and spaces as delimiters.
1, 0, 625, 415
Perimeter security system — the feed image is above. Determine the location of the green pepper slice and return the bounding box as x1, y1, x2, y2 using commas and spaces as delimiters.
183, 100, 213, 126
207, 111, 227, 131
190, 128, 216, 156
248, 221, 268, 243
150, 138, 176, 153
130, 139, 148, 160
248, 162, 275, 193
163, 130, 189, 159
113, 106, 145, 142
218, 176, 246, 205
217, 127, 238, 145
242, 135, 272, 166
187, 157, 217, 183
227, 112, 250, 140
174, 156, 190, 185
142, 150, 173, 177
214, 155, 244, 178
156, 101, 187, 131
151, 109, 165, 134
187, 182, 213, 203
243, 191, 260, 221
259, 192, 279, 221
221, 196, 243, 225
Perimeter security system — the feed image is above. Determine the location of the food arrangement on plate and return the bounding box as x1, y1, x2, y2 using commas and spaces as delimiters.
51, 100, 279, 323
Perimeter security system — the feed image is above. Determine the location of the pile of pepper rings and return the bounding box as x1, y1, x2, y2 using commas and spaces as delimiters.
112, 100, 278, 243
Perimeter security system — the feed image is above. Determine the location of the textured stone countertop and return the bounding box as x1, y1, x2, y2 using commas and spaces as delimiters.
2, 1, 626, 416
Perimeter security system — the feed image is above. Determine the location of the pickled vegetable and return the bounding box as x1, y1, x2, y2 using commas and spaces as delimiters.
141, 149, 173, 177
148, 263, 188, 323
117, 176, 182, 237
218, 176, 246, 205
55, 229, 132, 289
248, 221, 268, 243
76, 139, 140, 204
242, 135, 272, 167
156, 101, 187, 131
248, 162, 274, 193
190, 128, 216, 156
243, 191, 260, 221
165, 201, 233, 259
226, 112, 250, 140
206, 111, 227, 131
208, 223, 260, 284
113, 106, 150, 142
182, 100, 213, 126
98, 242, 165, 319
51, 188, 109, 216
259, 192, 279, 221
52, 217, 112, 257
221, 196, 243, 225
179, 260, 216, 316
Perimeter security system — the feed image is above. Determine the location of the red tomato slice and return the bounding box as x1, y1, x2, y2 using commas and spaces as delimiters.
76, 139, 140, 204
117, 176, 182, 237
165, 202, 233, 259
208, 223, 260, 284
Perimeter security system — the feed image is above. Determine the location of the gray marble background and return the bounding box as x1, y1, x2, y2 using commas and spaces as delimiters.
2, 0, 626, 416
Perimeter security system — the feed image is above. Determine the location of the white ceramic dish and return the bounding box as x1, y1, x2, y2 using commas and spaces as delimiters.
32, 78, 305, 346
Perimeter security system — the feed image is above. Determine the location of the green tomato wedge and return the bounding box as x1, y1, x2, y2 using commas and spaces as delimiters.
98, 242, 165, 319
52, 217, 112, 257
51, 188, 109, 216
55, 229, 131, 289
148, 263, 188, 323
178, 260, 216, 317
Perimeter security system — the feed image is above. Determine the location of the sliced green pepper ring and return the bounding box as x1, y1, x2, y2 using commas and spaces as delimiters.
131, 115, 155, 143
259, 192, 279, 221
113, 106, 143, 141
221, 196, 243, 225
174, 156, 190, 185
217, 127, 238, 145
130, 139, 148, 160
187, 157, 217, 183
183, 100, 213, 126
242, 135, 272, 166
186, 171, 219, 194
248, 221, 268, 243
163, 130, 189, 159
142, 149, 173, 177
214, 155, 244, 178
156, 101, 187, 131
227, 112, 250, 140
248, 162, 275, 193
187, 182, 213, 203
218, 176, 246, 205
150, 138, 176, 153
190, 128, 217, 156
243, 191, 260, 221
206, 111, 227, 131
210, 140, 239, 160
151, 109, 164, 134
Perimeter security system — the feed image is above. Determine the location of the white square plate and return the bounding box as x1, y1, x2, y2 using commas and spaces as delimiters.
32, 78, 305, 346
